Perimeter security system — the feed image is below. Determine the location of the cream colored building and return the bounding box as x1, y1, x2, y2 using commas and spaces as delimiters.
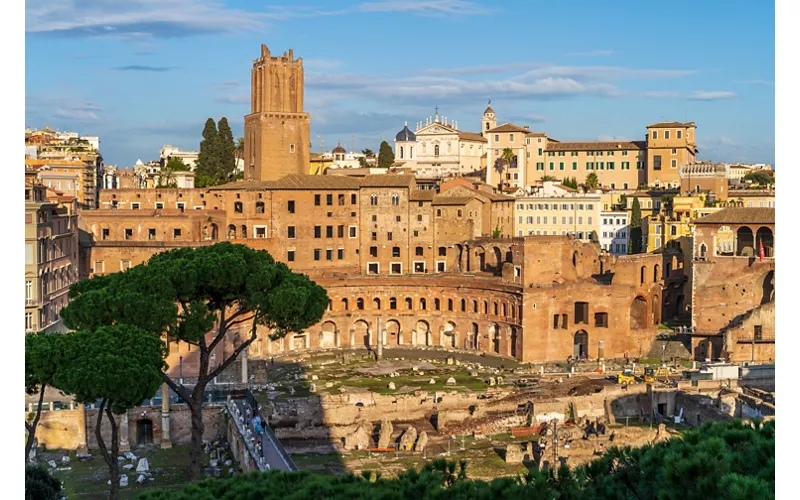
513, 182, 601, 240
645, 121, 698, 188
393, 111, 486, 178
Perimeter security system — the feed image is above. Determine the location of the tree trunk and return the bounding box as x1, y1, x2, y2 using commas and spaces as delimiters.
187, 391, 207, 480
94, 399, 121, 500
24, 386, 46, 462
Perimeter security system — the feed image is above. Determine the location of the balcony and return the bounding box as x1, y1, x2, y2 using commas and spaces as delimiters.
25, 298, 37, 306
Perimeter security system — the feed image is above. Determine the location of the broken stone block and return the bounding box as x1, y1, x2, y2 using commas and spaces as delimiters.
378, 419, 394, 448
469, 371, 478, 377
399, 427, 418, 451
412, 366, 419, 371
47, 460, 57, 469
505, 443, 523, 464
61, 456, 70, 465
309, 383, 317, 393
210, 459, 218, 468
120, 475, 129, 487
124, 451, 137, 461
224, 460, 232, 467
117, 456, 125, 462
445, 377, 456, 386
388, 382, 396, 390
56, 467, 71, 471
122, 464, 134, 471
497, 377, 504, 384
136, 458, 149, 473
414, 431, 429, 452
137, 475, 146, 484
418, 371, 424, 376
488, 377, 496, 386
429, 378, 436, 385
311, 375, 318, 381
325, 382, 334, 388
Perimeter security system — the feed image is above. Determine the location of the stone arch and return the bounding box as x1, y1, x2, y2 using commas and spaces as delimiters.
210, 223, 219, 240
490, 323, 500, 353
441, 321, 457, 348
474, 247, 487, 272
510, 327, 519, 358
389, 297, 397, 310
341, 298, 349, 311
471, 323, 480, 350
447, 298, 454, 311
240, 225, 248, 239
434, 298, 441, 311
227, 224, 237, 240
415, 320, 431, 346
652, 294, 661, 325
756, 227, 774, 257
373, 297, 381, 310
405, 297, 413, 310
386, 319, 401, 345
653, 264, 660, 282
319, 320, 337, 348
761, 270, 775, 304
353, 320, 370, 347
630, 296, 648, 330
573, 330, 589, 359
461, 298, 466, 312
136, 418, 154, 446
420, 298, 427, 310
356, 298, 365, 310
502, 303, 507, 317
492, 246, 503, 274
737, 227, 754, 256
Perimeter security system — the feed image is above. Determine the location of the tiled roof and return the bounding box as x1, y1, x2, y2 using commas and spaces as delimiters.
432, 195, 477, 206
359, 174, 415, 188
457, 131, 487, 143
646, 121, 696, 129
694, 208, 775, 225
409, 190, 436, 201
274, 174, 361, 190
546, 141, 646, 152
526, 132, 547, 137
210, 180, 276, 191
482, 191, 515, 202
487, 123, 531, 133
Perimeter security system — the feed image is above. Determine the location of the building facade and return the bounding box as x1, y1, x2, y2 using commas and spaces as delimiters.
600, 211, 629, 256
513, 183, 601, 241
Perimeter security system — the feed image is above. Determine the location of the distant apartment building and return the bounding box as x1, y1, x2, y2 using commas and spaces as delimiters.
513, 182, 601, 240
645, 122, 698, 188
160, 144, 200, 170
600, 211, 629, 256
25, 171, 79, 334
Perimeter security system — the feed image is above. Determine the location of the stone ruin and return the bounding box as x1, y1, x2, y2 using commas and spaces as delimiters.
504, 442, 537, 464
414, 431, 428, 452
377, 419, 394, 448
343, 425, 370, 451
398, 427, 418, 451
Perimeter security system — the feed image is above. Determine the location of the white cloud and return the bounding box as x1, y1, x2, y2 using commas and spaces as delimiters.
54, 108, 100, 121
515, 66, 695, 82
356, 0, 494, 15
643, 91, 681, 98
737, 80, 773, 86
687, 91, 737, 101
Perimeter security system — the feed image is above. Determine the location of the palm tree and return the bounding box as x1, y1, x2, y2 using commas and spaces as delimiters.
234, 137, 245, 164
540, 175, 557, 182
585, 172, 599, 192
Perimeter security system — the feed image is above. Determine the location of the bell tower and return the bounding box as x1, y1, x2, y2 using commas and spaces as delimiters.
482, 100, 497, 137
244, 44, 311, 181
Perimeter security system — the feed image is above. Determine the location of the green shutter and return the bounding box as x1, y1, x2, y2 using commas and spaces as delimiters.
608, 162, 614, 170
572, 162, 577, 170
559, 162, 564, 170
549, 162, 554, 170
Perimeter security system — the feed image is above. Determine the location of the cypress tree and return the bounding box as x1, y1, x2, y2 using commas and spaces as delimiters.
629, 197, 642, 254
196, 118, 219, 187
217, 117, 236, 181
378, 141, 395, 169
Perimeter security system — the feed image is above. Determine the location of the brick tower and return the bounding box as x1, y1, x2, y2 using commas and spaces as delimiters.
244, 44, 311, 181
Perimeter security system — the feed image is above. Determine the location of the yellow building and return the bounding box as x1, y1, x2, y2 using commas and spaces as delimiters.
645, 121, 698, 189
726, 189, 775, 209
513, 182, 601, 240
645, 194, 720, 253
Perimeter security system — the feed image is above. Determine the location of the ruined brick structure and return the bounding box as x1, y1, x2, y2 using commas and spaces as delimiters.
244, 44, 310, 181
83, 179, 684, 364
691, 208, 774, 362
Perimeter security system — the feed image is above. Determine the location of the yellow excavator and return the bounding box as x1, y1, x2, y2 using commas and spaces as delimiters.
617, 368, 636, 385
644, 367, 670, 384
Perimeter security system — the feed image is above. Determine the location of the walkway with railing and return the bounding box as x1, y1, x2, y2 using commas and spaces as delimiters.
227, 393, 296, 472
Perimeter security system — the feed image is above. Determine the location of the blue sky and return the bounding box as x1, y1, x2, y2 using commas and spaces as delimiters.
25, 0, 775, 168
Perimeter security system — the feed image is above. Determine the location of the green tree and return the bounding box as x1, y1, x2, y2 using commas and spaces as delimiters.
216, 117, 236, 181
585, 172, 599, 192
630, 196, 643, 254
25, 465, 62, 500
195, 118, 220, 187
234, 137, 245, 165
54, 325, 166, 500
562, 177, 578, 190
61, 243, 329, 481
377, 141, 395, 168
25, 332, 64, 462
743, 170, 774, 186
540, 175, 557, 182
158, 157, 189, 188
501, 147, 515, 168
361, 148, 375, 158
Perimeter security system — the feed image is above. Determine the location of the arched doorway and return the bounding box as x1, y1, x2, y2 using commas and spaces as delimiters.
386, 320, 401, 345
319, 321, 336, 348
652, 294, 661, 325
756, 227, 774, 257
736, 227, 754, 256
472, 323, 480, 350
761, 271, 775, 304
354, 320, 370, 348
510, 327, 519, 358
492, 247, 503, 274
573, 330, 589, 359
227, 224, 236, 240
474, 248, 486, 272
136, 419, 153, 446
490, 323, 500, 353
415, 320, 430, 346
676, 295, 685, 316
442, 321, 457, 348
630, 296, 648, 330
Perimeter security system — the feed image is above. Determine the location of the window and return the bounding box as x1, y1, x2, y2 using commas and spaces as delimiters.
435, 298, 441, 310
349, 226, 357, 238
102, 228, 109, 240
313, 194, 321, 206
173, 228, 182, 240
537, 162, 544, 170
652, 130, 658, 139
406, 298, 413, 309
155, 202, 164, 209
594, 312, 608, 328
437, 261, 446, 272
572, 162, 577, 170
436, 209, 442, 217
131, 202, 140, 210
288, 200, 295, 213
494, 134, 499, 141
372, 215, 377, 222
25, 312, 33, 331
653, 155, 662, 170
416, 246, 424, 256
148, 228, 156, 240
417, 214, 423, 222
509, 133, 514, 142
370, 246, 378, 257
414, 261, 425, 273
287, 226, 296, 238
370, 194, 377, 206
371, 232, 377, 241
326, 249, 333, 261
392, 246, 401, 257
326, 226, 333, 238
94, 260, 104, 274
574, 302, 589, 324
608, 162, 614, 170
559, 162, 564, 170
387, 232, 393, 241
391, 194, 399, 206
677, 130, 683, 139
754, 325, 763, 341
420, 298, 427, 310
326, 194, 333, 206
664, 130, 670, 140
396, 215, 401, 222
438, 246, 447, 257
314, 249, 321, 261
671, 159, 677, 168
287, 250, 295, 262
314, 226, 321, 238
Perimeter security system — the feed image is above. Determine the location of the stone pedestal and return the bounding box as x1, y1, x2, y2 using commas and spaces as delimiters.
119, 412, 130, 451
160, 383, 172, 449
77, 404, 88, 453
242, 347, 249, 384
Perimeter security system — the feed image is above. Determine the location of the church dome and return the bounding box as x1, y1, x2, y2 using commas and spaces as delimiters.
395, 123, 416, 142
332, 142, 346, 154
484, 104, 495, 115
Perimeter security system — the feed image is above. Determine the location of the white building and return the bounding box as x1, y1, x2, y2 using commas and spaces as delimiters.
393, 110, 486, 179
79, 136, 100, 151
513, 182, 601, 240
600, 211, 630, 256
160, 144, 199, 170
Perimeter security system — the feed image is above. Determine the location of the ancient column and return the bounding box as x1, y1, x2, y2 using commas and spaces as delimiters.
350, 328, 355, 347
161, 383, 172, 449
77, 402, 88, 453
242, 346, 249, 384
335, 329, 340, 347
119, 411, 130, 451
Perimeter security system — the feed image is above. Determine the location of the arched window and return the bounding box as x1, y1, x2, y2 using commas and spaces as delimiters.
448, 299, 454, 311
357, 298, 364, 310
493, 302, 498, 316
405, 297, 413, 310
436, 209, 442, 217
502, 303, 507, 317
473, 300, 478, 313
373, 298, 381, 310
390, 297, 397, 310
699, 243, 707, 259
241, 225, 248, 239
483, 301, 489, 314
420, 298, 427, 310
399, 147, 404, 159
341, 298, 349, 310
391, 194, 399, 206
435, 298, 441, 310
457, 209, 462, 217
654, 264, 660, 282
640, 266, 646, 285
434, 144, 440, 156
461, 299, 466, 312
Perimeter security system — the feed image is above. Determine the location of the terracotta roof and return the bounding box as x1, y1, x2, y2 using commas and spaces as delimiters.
646, 121, 696, 129
359, 175, 415, 188
482, 191, 515, 202
210, 180, 276, 191
526, 132, 547, 137
487, 123, 531, 133
556, 184, 577, 192
694, 208, 774, 225
432, 196, 477, 206
273, 174, 361, 190
546, 141, 646, 152
457, 131, 487, 143
409, 190, 436, 201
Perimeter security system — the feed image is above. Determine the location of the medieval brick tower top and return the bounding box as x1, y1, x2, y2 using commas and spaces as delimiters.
244, 44, 311, 181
